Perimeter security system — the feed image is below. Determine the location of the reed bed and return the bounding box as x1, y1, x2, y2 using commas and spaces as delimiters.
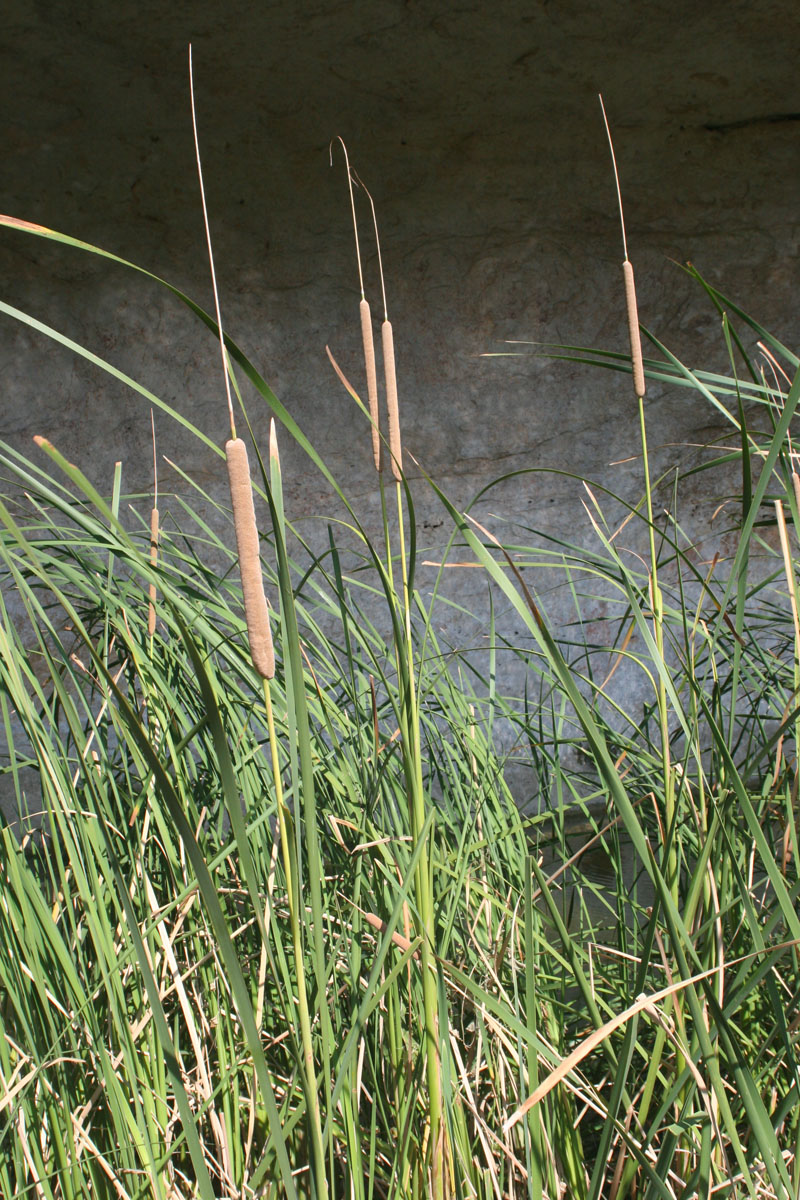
0, 117, 798, 1200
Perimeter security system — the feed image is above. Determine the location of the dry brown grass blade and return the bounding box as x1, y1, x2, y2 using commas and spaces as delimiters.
466, 512, 544, 626
506, 937, 800, 1132
326, 345, 370, 411
505, 967, 720, 1132
775, 498, 800, 651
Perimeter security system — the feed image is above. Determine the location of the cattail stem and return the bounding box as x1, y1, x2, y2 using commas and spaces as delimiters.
623, 260, 646, 399
263, 677, 327, 1199
189, 46, 235, 441
148, 506, 159, 637
148, 411, 159, 637
360, 299, 382, 471
226, 438, 274, 679
599, 94, 647, 401
602, 98, 682, 1188
383, 320, 402, 480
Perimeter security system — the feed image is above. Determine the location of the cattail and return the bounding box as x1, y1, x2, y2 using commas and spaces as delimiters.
148, 506, 159, 636
190, 50, 274, 680
623, 260, 646, 399
352, 168, 403, 481
360, 299, 382, 471
226, 437, 275, 680
382, 319, 403, 480
332, 139, 384, 472
793, 470, 800, 522
600, 94, 646, 402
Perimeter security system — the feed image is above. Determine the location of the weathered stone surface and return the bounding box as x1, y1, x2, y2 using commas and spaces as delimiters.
1, 1, 798, 809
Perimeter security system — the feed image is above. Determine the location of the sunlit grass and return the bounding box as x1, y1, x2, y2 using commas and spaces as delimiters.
0, 209, 798, 1199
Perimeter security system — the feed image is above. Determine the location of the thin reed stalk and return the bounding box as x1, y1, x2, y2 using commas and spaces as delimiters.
190, 47, 326, 1197
333, 138, 382, 471
147, 411, 158, 638
340, 155, 446, 1193
599, 94, 676, 895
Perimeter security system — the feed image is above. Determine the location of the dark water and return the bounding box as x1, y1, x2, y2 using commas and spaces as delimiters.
535, 809, 656, 936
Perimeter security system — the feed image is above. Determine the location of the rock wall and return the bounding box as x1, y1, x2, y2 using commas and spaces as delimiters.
2, 0, 798, 804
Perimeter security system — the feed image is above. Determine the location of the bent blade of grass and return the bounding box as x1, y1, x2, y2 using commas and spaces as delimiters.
0, 216, 360, 522
683, 261, 799, 369
486, 341, 773, 403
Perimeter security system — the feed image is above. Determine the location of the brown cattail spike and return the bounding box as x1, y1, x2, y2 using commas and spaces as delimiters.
148, 506, 159, 636
360, 299, 382, 471
382, 320, 402, 480
226, 438, 275, 679
623, 260, 646, 399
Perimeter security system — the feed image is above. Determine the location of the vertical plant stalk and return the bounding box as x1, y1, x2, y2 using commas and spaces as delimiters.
395, 489, 446, 1197
147, 510, 159, 637
791, 469, 800, 821
775, 499, 800, 789
266, 421, 330, 1198
333, 137, 382, 471
356, 169, 402, 481
601, 95, 685, 1188
148, 411, 159, 638
350, 163, 446, 1194
524, 864, 545, 1199
391, 382, 445, 1197
262, 668, 325, 1197
189, 46, 235, 443
190, 47, 329, 1197
190, 47, 275, 682
599, 94, 675, 892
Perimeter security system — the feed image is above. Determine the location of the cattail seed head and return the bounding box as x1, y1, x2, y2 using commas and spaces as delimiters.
382, 320, 402, 481
623, 260, 646, 400
225, 437, 275, 679
360, 299, 382, 472
148, 506, 159, 637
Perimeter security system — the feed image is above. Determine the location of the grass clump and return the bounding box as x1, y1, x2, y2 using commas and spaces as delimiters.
0, 110, 799, 1200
